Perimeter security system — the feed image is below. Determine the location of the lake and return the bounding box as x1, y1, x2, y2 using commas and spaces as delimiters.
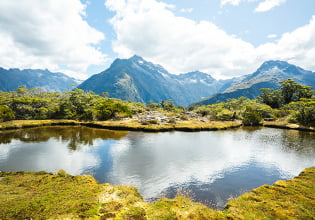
0, 126, 314, 209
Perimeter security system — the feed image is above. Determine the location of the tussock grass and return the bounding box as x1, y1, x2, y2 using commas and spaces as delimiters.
1, 167, 314, 219
0, 119, 242, 132
263, 119, 315, 132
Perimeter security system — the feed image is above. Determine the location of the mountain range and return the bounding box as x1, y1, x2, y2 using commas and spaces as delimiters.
0, 67, 79, 92
194, 60, 315, 105
78, 55, 224, 106
1, 56, 314, 106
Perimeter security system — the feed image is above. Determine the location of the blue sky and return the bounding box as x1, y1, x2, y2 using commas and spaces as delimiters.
0, 0, 314, 79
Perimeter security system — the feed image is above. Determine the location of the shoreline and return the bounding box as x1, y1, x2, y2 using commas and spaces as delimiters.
0, 167, 314, 219
0, 119, 314, 132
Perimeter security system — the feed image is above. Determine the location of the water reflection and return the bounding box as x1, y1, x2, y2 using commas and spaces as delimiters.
0, 126, 128, 174
0, 126, 127, 150
107, 128, 315, 208
0, 126, 314, 209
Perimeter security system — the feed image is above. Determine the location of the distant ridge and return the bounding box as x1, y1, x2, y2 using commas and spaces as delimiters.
0, 67, 79, 92
2, 58, 314, 106
193, 60, 315, 105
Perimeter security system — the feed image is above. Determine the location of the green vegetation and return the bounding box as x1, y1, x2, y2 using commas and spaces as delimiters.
1, 167, 314, 219
0, 105, 15, 122
0, 79, 313, 131
226, 167, 315, 219
0, 87, 137, 121
191, 97, 273, 126
191, 79, 314, 128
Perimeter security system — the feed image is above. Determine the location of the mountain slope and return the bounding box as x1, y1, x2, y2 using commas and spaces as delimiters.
0, 68, 79, 92
194, 61, 315, 105
78, 55, 221, 106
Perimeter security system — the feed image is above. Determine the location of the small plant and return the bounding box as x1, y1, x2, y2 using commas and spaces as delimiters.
57, 169, 69, 177
149, 119, 158, 124
180, 115, 189, 120
168, 119, 176, 124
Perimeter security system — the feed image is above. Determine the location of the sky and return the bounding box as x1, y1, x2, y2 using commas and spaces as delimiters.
0, 0, 314, 79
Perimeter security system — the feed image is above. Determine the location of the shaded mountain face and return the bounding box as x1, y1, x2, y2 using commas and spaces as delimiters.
194, 60, 315, 105
0, 68, 79, 92
78, 55, 221, 106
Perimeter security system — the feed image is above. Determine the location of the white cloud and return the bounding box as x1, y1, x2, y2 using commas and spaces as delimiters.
180, 8, 193, 13
106, 0, 258, 78
221, 0, 286, 13
221, 0, 243, 6
220, 0, 257, 7
257, 15, 315, 71
105, 0, 315, 79
0, 0, 107, 78
255, 0, 287, 12
267, 34, 277, 38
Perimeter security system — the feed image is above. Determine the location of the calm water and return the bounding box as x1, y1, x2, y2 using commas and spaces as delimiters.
0, 126, 314, 209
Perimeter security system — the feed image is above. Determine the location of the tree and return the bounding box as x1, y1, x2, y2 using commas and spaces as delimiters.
280, 79, 313, 104
258, 88, 282, 108
160, 99, 175, 111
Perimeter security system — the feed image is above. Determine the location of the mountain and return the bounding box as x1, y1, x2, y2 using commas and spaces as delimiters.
0, 68, 79, 92
78, 55, 222, 106
194, 60, 315, 105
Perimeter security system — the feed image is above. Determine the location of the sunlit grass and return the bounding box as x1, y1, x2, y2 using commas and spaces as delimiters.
0, 119, 242, 132
263, 119, 315, 131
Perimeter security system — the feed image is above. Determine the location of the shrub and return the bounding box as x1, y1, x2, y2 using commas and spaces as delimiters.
168, 119, 176, 124
216, 109, 235, 121
96, 100, 132, 121
149, 119, 158, 124
180, 115, 189, 120
294, 107, 315, 127
242, 106, 262, 126
0, 105, 15, 122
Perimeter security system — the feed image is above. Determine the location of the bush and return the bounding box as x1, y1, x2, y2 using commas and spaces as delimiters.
294, 107, 315, 127
216, 109, 235, 121
149, 119, 158, 124
0, 105, 15, 122
168, 119, 176, 124
180, 115, 189, 120
96, 100, 132, 121
242, 106, 262, 126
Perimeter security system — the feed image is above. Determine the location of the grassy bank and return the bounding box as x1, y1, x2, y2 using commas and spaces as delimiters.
0, 167, 314, 219
263, 120, 315, 132
0, 119, 242, 132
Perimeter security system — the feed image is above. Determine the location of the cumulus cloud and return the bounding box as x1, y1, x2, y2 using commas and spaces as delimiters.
180, 8, 193, 13
0, 0, 107, 77
267, 34, 277, 39
106, 0, 258, 78
257, 15, 315, 71
221, 0, 286, 13
220, 0, 257, 7
255, 0, 287, 12
105, 0, 315, 79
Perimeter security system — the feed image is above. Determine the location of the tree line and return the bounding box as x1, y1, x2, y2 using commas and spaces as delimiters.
191, 79, 314, 127
0, 79, 314, 127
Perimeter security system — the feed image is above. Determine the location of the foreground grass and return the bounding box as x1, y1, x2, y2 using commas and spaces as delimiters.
0, 167, 314, 219
0, 119, 242, 132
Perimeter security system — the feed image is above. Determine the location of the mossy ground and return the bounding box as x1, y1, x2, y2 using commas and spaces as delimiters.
0, 167, 314, 219
0, 119, 242, 132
